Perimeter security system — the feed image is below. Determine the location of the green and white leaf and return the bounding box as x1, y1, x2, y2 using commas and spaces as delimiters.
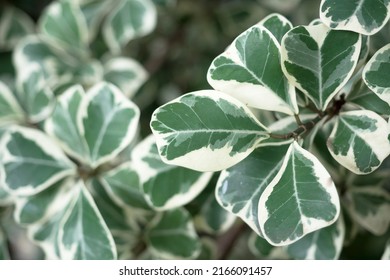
0, 81, 24, 125
100, 162, 150, 210
132, 135, 212, 210
345, 184, 390, 235
281, 24, 361, 110
72, 59, 103, 87
0, 126, 76, 196
16, 64, 55, 123
320, 0, 390, 35
0, 5, 34, 51
104, 57, 148, 98
259, 142, 340, 246
363, 43, 390, 106
259, 13, 293, 43
286, 216, 344, 259
208, 23, 298, 115
327, 110, 390, 174
216, 145, 288, 236
103, 0, 157, 54
58, 180, 117, 260
78, 82, 140, 167
151, 90, 269, 172
147, 208, 201, 259
248, 233, 287, 259
382, 239, 390, 260
39, 0, 89, 56
14, 180, 73, 226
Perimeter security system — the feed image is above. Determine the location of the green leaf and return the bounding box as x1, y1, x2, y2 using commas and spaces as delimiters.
39, 0, 89, 55
103, 0, 157, 54
150, 90, 269, 172
320, 0, 390, 35
0, 126, 76, 196
16, 64, 55, 123
382, 239, 390, 260
259, 142, 340, 246
207, 23, 298, 115
327, 110, 390, 174
286, 217, 345, 259
147, 208, 201, 259
0, 5, 34, 51
58, 180, 117, 260
78, 82, 140, 167
0, 81, 24, 125
363, 43, 390, 106
72, 59, 103, 87
281, 24, 361, 110
216, 145, 288, 235
44, 85, 89, 164
132, 135, 212, 210
100, 162, 150, 210
260, 13, 293, 43
104, 57, 148, 98
0, 229, 10, 260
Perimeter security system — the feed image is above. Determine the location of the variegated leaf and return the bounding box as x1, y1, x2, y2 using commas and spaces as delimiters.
327, 110, 390, 174
216, 145, 288, 236
0, 5, 34, 51
281, 24, 361, 110
0, 81, 24, 125
39, 0, 89, 55
207, 23, 298, 115
103, 57, 148, 98
132, 135, 212, 210
363, 43, 390, 106
146, 208, 201, 259
103, 0, 157, 54
78, 82, 140, 167
259, 13, 293, 43
16, 64, 55, 123
320, 0, 390, 35
259, 142, 340, 246
286, 216, 345, 259
100, 162, 150, 210
0, 126, 76, 196
150, 90, 269, 172
58, 180, 117, 260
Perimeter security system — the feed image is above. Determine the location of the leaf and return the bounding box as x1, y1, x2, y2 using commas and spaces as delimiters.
363, 43, 390, 106
327, 110, 390, 174
44, 85, 89, 164
0, 126, 76, 196
0, 81, 24, 125
104, 57, 148, 98
150, 90, 269, 172
132, 135, 212, 210
207, 23, 298, 115
103, 0, 157, 54
259, 13, 293, 43
0, 5, 34, 51
39, 0, 89, 55
286, 216, 345, 259
78, 82, 140, 167
100, 162, 150, 210
16, 64, 55, 123
320, 0, 390, 35
79, 0, 112, 42
216, 145, 288, 235
58, 180, 117, 260
147, 208, 201, 259
281, 24, 361, 110
259, 142, 340, 246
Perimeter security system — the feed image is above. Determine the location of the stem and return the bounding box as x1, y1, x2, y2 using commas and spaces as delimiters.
217, 221, 247, 260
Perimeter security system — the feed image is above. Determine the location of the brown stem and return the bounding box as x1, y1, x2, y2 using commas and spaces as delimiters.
217, 221, 247, 260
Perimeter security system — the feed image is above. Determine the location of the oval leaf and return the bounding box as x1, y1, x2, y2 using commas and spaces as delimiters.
0, 126, 76, 196
281, 24, 361, 110
0, 81, 24, 125
327, 110, 390, 174
259, 13, 293, 43
150, 90, 269, 172
320, 0, 390, 35
207, 23, 298, 115
259, 142, 340, 246
58, 180, 117, 260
